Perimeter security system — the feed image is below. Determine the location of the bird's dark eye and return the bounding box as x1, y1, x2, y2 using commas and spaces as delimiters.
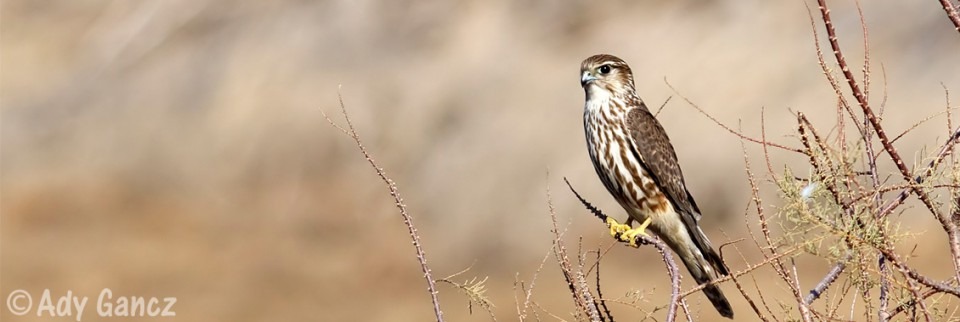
598, 65, 611, 74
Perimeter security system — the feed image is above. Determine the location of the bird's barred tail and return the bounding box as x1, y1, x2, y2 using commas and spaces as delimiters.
681, 253, 733, 318
681, 229, 733, 319
703, 282, 733, 319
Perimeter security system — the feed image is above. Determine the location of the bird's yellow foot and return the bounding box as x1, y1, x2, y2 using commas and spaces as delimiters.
605, 217, 652, 247
606, 217, 630, 239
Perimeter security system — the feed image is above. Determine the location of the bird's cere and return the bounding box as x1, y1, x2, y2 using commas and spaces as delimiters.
581, 72, 596, 86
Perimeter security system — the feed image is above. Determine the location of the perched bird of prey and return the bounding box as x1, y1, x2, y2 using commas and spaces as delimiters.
579, 54, 733, 318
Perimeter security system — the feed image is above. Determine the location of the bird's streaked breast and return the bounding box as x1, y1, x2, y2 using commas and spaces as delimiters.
583, 96, 670, 218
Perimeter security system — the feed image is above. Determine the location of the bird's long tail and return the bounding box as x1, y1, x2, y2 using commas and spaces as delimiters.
677, 228, 733, 319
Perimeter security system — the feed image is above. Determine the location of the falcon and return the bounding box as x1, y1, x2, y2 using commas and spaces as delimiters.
579, 54, 733, 318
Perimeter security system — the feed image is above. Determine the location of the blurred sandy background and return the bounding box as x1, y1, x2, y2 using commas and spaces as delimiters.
2, 1, 959, 321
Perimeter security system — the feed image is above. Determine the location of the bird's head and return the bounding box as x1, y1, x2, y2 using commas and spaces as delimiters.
580, 54, 636, 97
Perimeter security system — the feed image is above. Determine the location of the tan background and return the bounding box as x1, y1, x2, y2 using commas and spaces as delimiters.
3, 1, 959, 321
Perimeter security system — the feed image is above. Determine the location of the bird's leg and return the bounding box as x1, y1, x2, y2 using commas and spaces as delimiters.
605, 216, 651, 247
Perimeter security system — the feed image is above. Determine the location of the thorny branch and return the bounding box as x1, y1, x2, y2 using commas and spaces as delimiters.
816, 0, 941, 217
739, 129, 813, 322
564, 178, 687, 322
795, 3, 960, 318
547, 180, 603, 322
666, 79, 806, 154
322, 89, 445, 322
938, 0, 960, 33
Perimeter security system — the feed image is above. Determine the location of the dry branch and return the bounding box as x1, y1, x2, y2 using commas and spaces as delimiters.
938, 0, 960, 33
564, 178, 686, 322
817, 0, 941, 218
322, 90, 444, 322
546, 181, 603, 322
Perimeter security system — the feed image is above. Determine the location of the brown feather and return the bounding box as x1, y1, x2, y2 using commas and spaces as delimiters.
580, 54, 733, 318
624, 93, 730, 276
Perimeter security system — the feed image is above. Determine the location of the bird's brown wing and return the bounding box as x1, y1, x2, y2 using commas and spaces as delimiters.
624, 100, 728, 277
624, 101, 700, 220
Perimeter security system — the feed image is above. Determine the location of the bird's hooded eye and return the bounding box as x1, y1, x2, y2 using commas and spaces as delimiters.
598, 65, 611, 75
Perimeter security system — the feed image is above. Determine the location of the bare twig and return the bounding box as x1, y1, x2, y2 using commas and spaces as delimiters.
878, 247, 960, 298
322, 89, 444, 322
937, 0, 960, 34
740, 126, 779, 254
739, 125, 798, 297
719, 233, 772, 322
804, 256, 848, 304
666, 79, 805, 154
564, 178, 684, 322
792, 259, 814, 322
888, 107, 960, 145
654, 96, 673, 117
878, 255, 891, 322
817, 0, 941, 218
887, 288, 943, 319
517, 248, 552, 322
903, 276, 934, 321
877, 127, 960, 218
760, 106, 777, 177
804, 2, 865, 139
547, 180, 602, 322
679, 242, 809, 299
843, 183, 960, 207
592, 251, 616, 322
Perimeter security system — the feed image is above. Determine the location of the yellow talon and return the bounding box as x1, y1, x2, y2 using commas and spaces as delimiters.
605, 217, 652, 247
606, 217, 631, 238
622, 218, 652, 247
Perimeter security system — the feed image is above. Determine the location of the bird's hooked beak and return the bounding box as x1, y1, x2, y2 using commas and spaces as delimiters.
581, 71, 597, 87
